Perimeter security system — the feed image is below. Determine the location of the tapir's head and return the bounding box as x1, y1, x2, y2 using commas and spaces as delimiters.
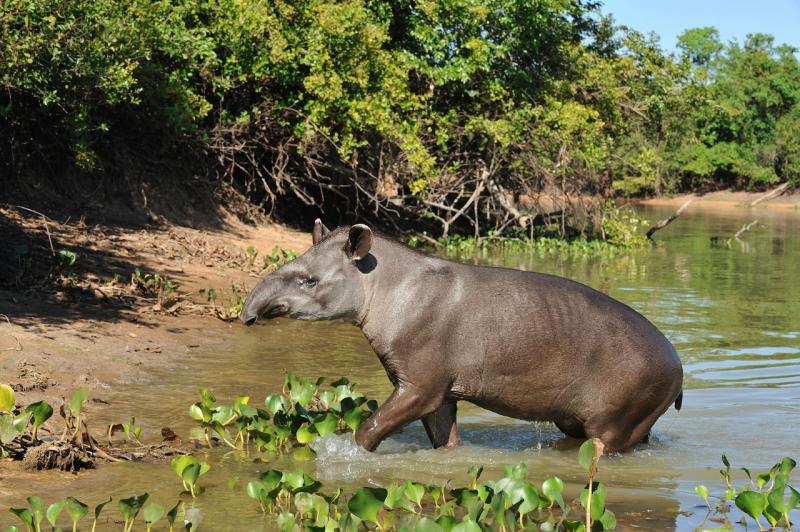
239, 220, 373, 325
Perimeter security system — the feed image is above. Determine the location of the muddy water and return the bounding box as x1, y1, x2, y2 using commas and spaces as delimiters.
3, 205, 800, 530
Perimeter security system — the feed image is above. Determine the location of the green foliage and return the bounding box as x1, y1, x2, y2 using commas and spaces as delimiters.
0, 385, 15, 412
3, 0, 797, 238
186, 374, 376, 455
695, 454, 799, 530
0, 386, 56, 457
600, 203, 650, 248
170, 455, 210, 498
239, 455, 608, 531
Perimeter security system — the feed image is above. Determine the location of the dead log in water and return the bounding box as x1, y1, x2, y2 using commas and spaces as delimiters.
749, 182, 791, 207
734, 220, 759, 239
646, 197, 694, 241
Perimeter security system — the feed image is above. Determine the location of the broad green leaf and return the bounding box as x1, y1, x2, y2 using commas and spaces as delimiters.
451, 517, 481, 532
276, 511, 296, 532
342, 408, 369, 432
415, 517, 444, 532
211, 405, 236, 425
188, 403, 206, 422
199, 388, 216, 408
264, 394, 287, 415
69, 388, 88, 415
313, 412, 338, 436
779, 457, 796, 478
0, 385, 16, 412
25, 496, 44, 529
580, 482, 607, 522
46, 500, 65, 527
289, 382, 315, 407
293, 445, 317, 462
542, 475, 565, 509
599, 509, 617, 530
181, 463, 202, 485
143, 503, 164, 525
118, 493, 149, 521
347, 487, 387, 524
261, 469, 284, 490
64, 497, 88, 523
296, 423, 316, 444
383, 484, 408, 510
436, 515, 457, 532
24, 401, 53, 436
404, 481, 426, 508
282, 468, 305, 490
9, 508, 34, 530
578, 439, 597, 472
519, 483, 541, 514
247, 480, 268, 502
171, 455, 196, 476
735, 490, 767, 522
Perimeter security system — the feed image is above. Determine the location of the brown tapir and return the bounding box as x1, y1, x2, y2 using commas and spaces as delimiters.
241, 221, 683, 453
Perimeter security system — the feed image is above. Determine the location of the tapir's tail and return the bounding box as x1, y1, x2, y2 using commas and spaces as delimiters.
674, 390, 683, 411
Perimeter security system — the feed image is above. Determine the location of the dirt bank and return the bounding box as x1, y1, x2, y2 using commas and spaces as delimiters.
1, 206, 312, 427
634, 189, 800, 210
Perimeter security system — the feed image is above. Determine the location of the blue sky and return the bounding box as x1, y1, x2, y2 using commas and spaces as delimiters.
600, 0, 800, 50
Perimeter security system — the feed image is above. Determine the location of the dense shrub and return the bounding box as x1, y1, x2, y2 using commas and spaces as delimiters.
1, 1, 798, 237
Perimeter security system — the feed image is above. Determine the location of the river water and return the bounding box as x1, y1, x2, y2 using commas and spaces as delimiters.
2, 205, 799, 530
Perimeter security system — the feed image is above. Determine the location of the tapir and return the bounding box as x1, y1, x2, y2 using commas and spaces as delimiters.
240, 221, 684, 453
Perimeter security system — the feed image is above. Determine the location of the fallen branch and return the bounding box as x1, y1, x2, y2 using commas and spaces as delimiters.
0, 314, 22, 352
487, 179, 530, 229
734, 220, 759, 239
749, 182, 791, 207
646, 197, 694, 240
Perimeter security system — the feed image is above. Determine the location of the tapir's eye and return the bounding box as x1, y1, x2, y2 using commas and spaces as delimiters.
299, 277, 317, 288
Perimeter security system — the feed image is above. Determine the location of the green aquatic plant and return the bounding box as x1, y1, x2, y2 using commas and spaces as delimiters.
240, 442, 612, 531
67, 388, 88, 439
187, 374, 377, 455
0, 385, 45, 458
119, 494, 149, 532
64, 497, 88, 532
24, 401, 53, 442
695, 454, 799, 530
171, 455, 210, 498
107, 416, 142, 444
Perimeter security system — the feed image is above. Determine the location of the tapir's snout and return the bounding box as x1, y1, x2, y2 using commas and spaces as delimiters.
240, 276, 290, 326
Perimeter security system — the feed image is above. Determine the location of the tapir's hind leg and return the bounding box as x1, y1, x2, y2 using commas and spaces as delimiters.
422, 401, 460, 448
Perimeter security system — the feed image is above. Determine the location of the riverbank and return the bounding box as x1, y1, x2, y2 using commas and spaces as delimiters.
0, 206, 312, 430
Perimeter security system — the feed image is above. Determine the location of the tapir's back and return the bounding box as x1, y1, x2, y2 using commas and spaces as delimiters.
423, 257, 683, 426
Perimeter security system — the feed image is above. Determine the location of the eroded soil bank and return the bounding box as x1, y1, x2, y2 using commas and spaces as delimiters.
1, 205, 312, 444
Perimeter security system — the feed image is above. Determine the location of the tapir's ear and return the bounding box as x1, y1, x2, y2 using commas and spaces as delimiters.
312, 218, 330, 245
346, 224, 372, 260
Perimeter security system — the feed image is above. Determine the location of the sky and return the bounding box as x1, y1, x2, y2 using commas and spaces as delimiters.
600, 0, 800, 51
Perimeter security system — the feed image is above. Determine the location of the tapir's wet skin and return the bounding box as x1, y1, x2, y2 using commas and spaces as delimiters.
2, 205, 800, 530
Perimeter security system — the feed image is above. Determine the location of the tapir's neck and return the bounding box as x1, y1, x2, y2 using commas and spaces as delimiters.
354, 237, 441, 360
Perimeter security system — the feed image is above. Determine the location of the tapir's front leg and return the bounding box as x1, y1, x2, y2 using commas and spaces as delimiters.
355, 384, 442, 451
